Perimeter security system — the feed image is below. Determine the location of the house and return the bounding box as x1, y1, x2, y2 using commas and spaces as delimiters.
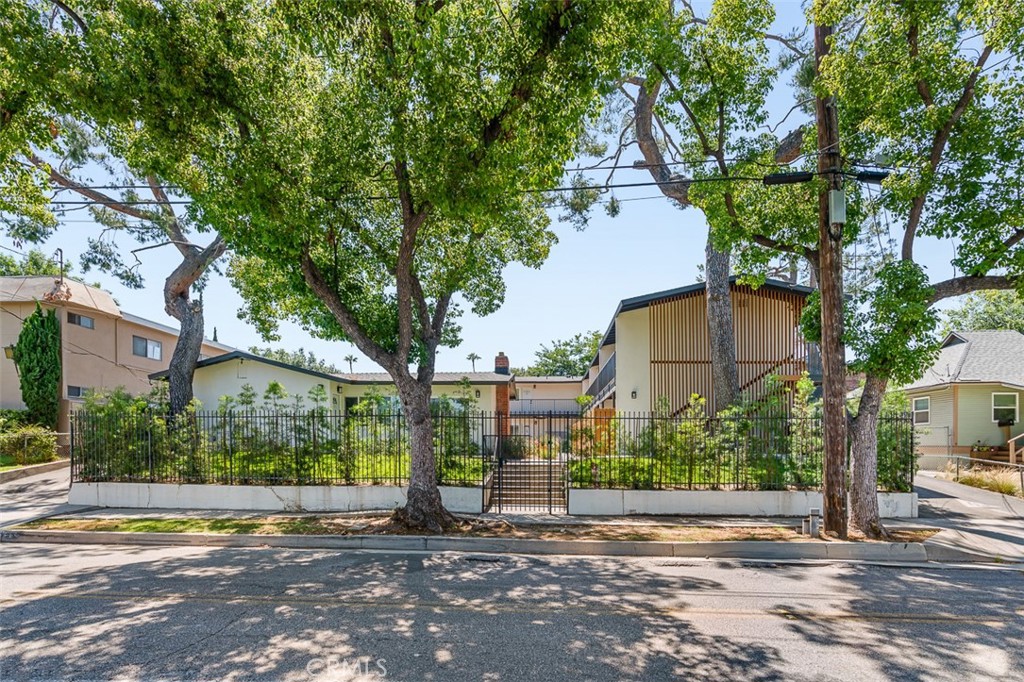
151, 350, 516, 417
581, 278, 818, 414
898, 330, 1024, 461
1, 276, 232, 429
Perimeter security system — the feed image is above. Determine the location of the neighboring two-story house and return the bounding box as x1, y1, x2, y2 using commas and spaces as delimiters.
1, 276, 232, 429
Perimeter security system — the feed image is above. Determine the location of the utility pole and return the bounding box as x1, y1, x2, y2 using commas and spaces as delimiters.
814, 11, 848, 538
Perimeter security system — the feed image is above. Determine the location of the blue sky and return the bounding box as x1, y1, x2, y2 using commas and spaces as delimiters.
2, 1, 960, 374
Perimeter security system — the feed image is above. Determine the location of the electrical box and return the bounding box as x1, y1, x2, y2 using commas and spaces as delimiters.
829, 189, 846, 224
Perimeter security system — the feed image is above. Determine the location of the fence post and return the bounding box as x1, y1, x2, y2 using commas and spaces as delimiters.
147, 425, 154, 483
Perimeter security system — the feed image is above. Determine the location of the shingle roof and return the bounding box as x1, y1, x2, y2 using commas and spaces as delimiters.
150, 350, 512, 385
1, 276, 120, 317
341, 371, 511, 385
903, 330, 1024, 391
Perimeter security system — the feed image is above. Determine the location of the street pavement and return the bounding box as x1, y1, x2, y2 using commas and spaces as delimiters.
2, 542, 1023, 681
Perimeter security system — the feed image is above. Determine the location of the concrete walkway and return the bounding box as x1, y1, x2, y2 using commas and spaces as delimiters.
894, 472, 1024, 562
0, 465, 86, 529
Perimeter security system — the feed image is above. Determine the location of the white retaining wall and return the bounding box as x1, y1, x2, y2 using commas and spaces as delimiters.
568, 489, 918, 518
69, 482, 487, 514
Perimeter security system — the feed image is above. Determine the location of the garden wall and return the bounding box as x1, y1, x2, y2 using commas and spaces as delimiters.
567, 489, 918, 518
69, 481, 489, 514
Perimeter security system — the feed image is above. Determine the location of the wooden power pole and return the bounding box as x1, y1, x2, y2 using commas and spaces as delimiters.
814, 15, 848, 538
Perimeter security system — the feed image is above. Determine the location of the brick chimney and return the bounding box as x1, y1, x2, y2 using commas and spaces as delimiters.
494, 352, 510, 435
494, 351, 509, 375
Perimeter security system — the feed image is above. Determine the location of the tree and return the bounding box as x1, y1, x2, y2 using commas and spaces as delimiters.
12, 302, 60, 429
466, 352, 481, 372
249, 346, 341, 375
344, 354, 358, 374
58, 0, 650, 531
1, 5, 226, 417
941, 291, 1024, 336
565, 0, 811, 412
808, 0, 1024, 537
516, 330, 601, 377
0, 248, 73, 277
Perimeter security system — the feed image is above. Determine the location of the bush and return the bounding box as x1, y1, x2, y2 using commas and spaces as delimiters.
955, 466, 1022, 498
0, 425, 58, 466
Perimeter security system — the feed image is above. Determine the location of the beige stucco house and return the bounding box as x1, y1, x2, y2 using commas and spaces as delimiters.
581, 278, 818, 414
899, 330, 1024, 461
152, 350, 516, 416
1, 276, 232, 429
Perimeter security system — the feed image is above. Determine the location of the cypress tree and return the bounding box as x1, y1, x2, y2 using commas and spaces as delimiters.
13, 303, 61, 429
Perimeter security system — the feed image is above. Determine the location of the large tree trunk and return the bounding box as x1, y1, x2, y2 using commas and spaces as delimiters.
706, 243, 739, 412
164, 292, 204, 416
850, 373, 888, 538
394, 379, 456, 533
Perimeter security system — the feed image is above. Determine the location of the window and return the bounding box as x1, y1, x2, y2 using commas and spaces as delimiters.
67, 386, 89, 399
132, 335, 162, 361
67, 312, 94, 329
992, 393, 1018, 424
912, 397, 930, 425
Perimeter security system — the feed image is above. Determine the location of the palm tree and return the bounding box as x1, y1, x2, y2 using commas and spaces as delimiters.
466, 352, 481, 372
344, 354, 357, 373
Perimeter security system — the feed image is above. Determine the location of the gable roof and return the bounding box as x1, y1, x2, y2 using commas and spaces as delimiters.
592, 277, 815, 366
149, 350, 513, 385
903, 330, 1024, 391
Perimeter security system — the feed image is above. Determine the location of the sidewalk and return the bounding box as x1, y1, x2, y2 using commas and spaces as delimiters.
3, 468, 1022, 563
892, 472, 1024, 562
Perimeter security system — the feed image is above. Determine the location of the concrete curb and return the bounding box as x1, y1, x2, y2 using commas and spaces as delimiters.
0, 528, 941, 562
0, 459, 69, 484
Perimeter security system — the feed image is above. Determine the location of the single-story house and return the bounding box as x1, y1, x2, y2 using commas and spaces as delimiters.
150, 350, 515, 415
898, 330, 1024, 462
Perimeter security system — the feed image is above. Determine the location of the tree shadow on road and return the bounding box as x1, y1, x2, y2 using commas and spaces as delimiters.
772, 564, 1024, 681
2, 544, 787, 681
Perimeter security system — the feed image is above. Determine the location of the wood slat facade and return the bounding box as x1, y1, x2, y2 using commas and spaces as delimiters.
649, 283, 811, 414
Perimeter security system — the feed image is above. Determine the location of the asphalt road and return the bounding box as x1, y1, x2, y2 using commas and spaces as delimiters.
2, 543, 1022, 681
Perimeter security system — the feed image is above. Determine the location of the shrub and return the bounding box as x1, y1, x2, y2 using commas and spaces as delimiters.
0, 425, 58, 465
956, 466, 1022, 498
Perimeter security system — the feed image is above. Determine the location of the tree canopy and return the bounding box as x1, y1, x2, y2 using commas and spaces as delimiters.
248, 346, 341, 375
514, 330, 602, 377
28, 0, 652, 529
0, 248, 72, 277
941, 291, 1024, 337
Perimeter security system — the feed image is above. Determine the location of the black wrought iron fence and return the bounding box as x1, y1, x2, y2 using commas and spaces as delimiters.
70, 409, 915, 492
563, 411, 915, 492
72, 411, 493, 487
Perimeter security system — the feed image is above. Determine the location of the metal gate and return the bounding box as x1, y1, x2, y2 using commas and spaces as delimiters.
487, 412, 572, 514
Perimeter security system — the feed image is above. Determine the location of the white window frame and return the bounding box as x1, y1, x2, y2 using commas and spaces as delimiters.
132, 335, 163, 361
911, 396, 931, 426
67, 385, 88, 399
67, 312, 95, 329
991, 392, 1019, 424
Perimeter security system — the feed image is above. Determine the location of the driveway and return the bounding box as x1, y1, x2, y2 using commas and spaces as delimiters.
0, 465, 85, 529
911, 471, 1024, 561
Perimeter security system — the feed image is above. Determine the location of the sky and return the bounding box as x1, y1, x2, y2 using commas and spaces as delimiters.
1, 1, 962, 375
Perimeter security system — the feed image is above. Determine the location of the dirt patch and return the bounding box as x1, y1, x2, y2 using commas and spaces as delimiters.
20, 516, 938, 543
